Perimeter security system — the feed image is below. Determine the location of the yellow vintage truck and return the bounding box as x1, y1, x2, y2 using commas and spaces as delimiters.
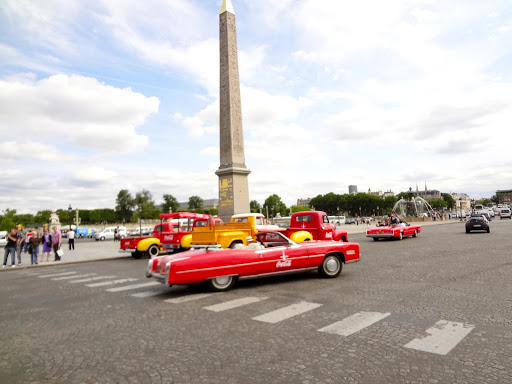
190, 213, 312, 249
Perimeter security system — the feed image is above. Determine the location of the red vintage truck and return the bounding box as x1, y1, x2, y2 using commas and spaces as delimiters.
120, 212, 217, 259
282, 211, 349, 242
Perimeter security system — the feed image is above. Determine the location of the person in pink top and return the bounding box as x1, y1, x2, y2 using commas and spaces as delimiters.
52, 226, 62, 261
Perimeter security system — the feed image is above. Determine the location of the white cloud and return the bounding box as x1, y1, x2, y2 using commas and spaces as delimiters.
0, 141, 72, 162
0, 74, 159, 153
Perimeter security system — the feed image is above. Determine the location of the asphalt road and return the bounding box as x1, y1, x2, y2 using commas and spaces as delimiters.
1, 220, 511, 384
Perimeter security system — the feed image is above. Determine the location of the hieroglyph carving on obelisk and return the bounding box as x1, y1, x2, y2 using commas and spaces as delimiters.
216, 0, 251, 221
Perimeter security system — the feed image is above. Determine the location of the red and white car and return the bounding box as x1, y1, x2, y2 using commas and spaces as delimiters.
366, 222, 421, 241
146, 231, 360, 291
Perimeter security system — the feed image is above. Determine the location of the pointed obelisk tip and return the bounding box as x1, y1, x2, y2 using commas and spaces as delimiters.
220, 0, 235, 15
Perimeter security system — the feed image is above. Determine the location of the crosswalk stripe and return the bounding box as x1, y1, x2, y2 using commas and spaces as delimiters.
252, 301, 323, 324
318, 311, 391, 336
38, 272, 76, 278
52, 273, 97, 281
69, 275, 117, 283
85, 278, 138, 288
204, 297, 269, 312
131, 291, 163, 298
105, 282, 161, 292
404, 320, 475, 355
164, 293, 214, 304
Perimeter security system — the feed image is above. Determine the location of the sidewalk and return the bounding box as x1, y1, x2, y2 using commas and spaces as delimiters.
0, 240, 130, 271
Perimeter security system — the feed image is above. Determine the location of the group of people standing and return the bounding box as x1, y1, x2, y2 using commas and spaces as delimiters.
2, 226, 62, 267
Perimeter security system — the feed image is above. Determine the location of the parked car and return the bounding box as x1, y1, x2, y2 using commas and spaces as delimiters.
128, 227, 153, 237
466, 215, 490, 233
345, 218, 356, 225
500, 208, 511, 219
0, 231, 7, 247
94, 226, 127, 241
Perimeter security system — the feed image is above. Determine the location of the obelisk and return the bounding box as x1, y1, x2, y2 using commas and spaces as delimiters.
216, 0, 251, 222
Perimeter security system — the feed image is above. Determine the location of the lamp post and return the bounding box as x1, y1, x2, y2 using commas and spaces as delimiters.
138, 207, 142, 235
377, 206, 379, 218
459, 197, 463, 221
359, 206, 362, 217
68, 204, 72, 230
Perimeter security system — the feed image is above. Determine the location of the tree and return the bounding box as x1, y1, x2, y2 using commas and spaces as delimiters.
477, 198, 492, 206
491, 195, 499, 204
291, 205, 309, 213
441, 193, 456, 210
250, 200, 261, 213
115, 190, 135, 222
162, 194, 179, 213
135, 189, 156, 219
263, 194, 288, 217
188, 196, 203, 210
34, 210, 52, 225
0, 209, 17, 231
429, 199, 448, 209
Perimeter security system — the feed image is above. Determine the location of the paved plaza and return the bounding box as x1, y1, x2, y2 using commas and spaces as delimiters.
0, 220, 511, 383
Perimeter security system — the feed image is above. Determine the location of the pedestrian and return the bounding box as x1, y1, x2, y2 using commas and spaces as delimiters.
52, 226, 62, 261
68, 227, 75, 250
16, 225, 24, 266
114, 227, 118, 242
41, 229, 52, 262
29, 227, 41, 265
3, 227, 18, 268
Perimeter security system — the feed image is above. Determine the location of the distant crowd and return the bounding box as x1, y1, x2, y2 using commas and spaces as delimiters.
2, 225, 76, 268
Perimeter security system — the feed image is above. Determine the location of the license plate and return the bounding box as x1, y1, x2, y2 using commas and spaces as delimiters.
377, 231, 383, 234
473, 225, 481, 227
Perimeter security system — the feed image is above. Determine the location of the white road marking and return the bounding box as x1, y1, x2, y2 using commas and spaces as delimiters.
164, 293, 214, 304
52, 273, 97, 281
252, 301, 323, 324
404, 320, 475, 355
105, 281, 161, 292
68, 276, 117, 283
131, 291, 163, 298
204, 297, 269, 312
38, 272, 77, 278
86, 278, 138, 288
318, 311, 391, 336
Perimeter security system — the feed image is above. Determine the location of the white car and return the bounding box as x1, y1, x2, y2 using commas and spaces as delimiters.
0, 231, 7, 247
499, 208, 511, 219
94, 226, 127, 241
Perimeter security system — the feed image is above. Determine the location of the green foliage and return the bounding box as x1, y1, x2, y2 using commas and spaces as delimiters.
130, 212, 139, 223
477, 198, 492, 206
188, 196, 203, 210
429, 199, 448, 209
116, 189, 135, 222
291, 205, 309, 213
13, 213, 35, 226
310, 193, 396, 217
34, 210, 52, 225
0, 209, 17, 231
441, 193, 456, 209
250, 200, 261, 213
263, 194, 288, 217
491, 195, 499, 204
135, 189, 157, 219
203, 208, 218, 216
162, 194, 179, 213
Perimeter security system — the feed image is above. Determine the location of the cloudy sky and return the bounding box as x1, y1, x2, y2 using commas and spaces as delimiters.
1, 0, 511, 213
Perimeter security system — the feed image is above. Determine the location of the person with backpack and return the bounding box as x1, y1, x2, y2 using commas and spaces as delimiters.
28, 227, 41, 265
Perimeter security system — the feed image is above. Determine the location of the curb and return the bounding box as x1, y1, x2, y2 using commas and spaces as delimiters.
0, 255, 133, 273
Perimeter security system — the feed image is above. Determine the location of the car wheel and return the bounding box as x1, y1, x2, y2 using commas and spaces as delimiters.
412, 230, 418, 238
340, 236, 347, 242
148, 245, 159, 258
466, 229, 470, 233
131, 251, 142, 259
207, 275, 237, 291
373, 238, 379, 242
229, 241, 243, 249
100, 236, 105, 241
318, 254, 342, 278
398, 232, 403, 240
487, 227, 490, 233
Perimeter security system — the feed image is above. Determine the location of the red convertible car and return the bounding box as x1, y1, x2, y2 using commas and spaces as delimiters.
366, 222, 421, 241
146, 231, 360, 291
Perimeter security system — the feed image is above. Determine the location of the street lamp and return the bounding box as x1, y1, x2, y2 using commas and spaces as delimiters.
377, 206, 379, 218
459, 197, 463, 221
138, 207, 142, 234
359, 206, 362, 217
68, 204, 72, 230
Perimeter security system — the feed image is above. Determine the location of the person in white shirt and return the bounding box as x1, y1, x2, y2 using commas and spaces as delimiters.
67, 229, 75, 250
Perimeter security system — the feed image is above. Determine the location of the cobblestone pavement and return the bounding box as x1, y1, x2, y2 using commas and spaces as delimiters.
0, 220, 511, 383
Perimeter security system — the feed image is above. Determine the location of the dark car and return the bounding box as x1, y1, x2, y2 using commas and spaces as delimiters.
345, 218, 356, 225
466, 215, 490, 233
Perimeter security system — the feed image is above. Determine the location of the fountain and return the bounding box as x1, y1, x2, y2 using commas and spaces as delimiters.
392, 196, 435, 222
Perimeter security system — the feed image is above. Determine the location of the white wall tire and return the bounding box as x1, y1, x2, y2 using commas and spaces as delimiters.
148, 245, 159, 258
318, 254, 342, 278
207, 275, 237, 291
